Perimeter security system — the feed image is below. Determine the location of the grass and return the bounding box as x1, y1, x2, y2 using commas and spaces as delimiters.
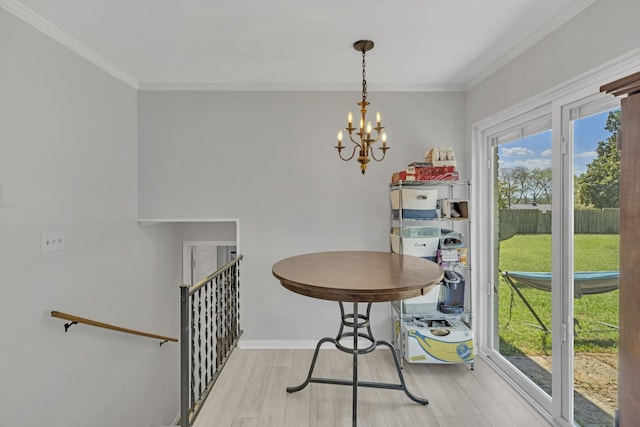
498, 234, 619, 356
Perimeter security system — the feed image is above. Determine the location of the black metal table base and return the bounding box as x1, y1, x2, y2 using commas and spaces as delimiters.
286, 302, 428, 426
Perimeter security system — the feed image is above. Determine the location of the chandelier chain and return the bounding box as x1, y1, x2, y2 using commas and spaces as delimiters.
361, 50, 367, 103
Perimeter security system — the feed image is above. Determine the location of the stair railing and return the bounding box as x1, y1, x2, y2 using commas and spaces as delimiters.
179, 255, 243, 427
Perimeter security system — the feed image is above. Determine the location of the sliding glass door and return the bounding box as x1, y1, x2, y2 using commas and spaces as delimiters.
479, 95, 620, 425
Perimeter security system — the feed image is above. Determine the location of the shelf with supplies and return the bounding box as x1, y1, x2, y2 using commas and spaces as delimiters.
390, 179, 470, 221
388, 179, 474, 368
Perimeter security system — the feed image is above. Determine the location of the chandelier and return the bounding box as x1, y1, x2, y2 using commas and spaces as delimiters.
334, 40, 389, 174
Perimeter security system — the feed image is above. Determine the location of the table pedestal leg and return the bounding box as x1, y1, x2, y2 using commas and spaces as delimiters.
352, 302, 358, 425
286, 302, 428, 426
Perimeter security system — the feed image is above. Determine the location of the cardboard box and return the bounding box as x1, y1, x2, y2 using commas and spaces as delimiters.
458, 248, 468, 266
390, 167, 459, 183
437, 199, 469, 219
397, 318, 474, 364
437, 248, 460, 263
425, 147, 457, 167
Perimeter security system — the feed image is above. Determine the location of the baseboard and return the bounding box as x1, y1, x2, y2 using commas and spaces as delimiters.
161, 412, 180, 427
237, 339, 321, 349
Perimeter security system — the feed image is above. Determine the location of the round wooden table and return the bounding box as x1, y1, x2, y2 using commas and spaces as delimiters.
272, 251, 443, 427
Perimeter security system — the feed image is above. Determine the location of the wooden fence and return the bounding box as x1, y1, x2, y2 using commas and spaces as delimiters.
499, 208, 619, 234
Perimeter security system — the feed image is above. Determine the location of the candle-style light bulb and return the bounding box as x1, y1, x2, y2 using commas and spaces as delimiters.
337, 130, 343, 146
359, 118, 364, 132
381, 131, 387, 147
376, 112, 381, 125
366, 121, 372, 135
348, 112, 353, 126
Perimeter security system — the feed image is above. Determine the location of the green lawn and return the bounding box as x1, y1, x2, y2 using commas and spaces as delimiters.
498, 234, 619, 355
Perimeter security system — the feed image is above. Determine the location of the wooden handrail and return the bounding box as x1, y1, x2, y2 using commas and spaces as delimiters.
51, 311, 178, 345
189, 254, 244, 294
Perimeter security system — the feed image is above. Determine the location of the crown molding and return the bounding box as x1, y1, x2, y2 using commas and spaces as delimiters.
0, 0, 464, 95
137, 81, 466, 92
2, 0, 597, 94
464, 0, 599, 91
1, 0, 139, 89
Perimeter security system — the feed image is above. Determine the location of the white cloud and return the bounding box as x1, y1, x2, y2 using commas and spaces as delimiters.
575, 150, 597, 158
513, 158, 552, 169
541, 149, 552, 157
502, 147, 534, 156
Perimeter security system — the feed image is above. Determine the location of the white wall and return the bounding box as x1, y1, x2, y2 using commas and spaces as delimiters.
466, 0, 640, 127
138, 90, 466, 343
0, 9, 183, 427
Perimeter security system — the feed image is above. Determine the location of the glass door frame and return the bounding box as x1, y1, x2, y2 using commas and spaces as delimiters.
472, 88, 621, 427
557, 92, 620, 424
473, 104, 555, 419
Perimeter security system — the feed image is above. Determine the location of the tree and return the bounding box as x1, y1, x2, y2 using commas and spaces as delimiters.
576, 110, 621, 208
498, 166, 552, 207
498, 168, 518, 208
529, 168, 552, 205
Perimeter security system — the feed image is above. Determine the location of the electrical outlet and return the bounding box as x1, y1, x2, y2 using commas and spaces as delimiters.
41, 231, 65, 254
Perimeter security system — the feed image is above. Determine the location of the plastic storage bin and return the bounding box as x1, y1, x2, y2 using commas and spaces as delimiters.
390, 226, 441, 260
391, 188, 438, 219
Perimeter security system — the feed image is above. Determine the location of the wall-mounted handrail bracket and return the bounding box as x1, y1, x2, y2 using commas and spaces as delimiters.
159, 339, 168, 347
64, 321, 78, 332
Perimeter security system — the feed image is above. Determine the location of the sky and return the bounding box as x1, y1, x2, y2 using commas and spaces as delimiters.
498, 108, 619, 176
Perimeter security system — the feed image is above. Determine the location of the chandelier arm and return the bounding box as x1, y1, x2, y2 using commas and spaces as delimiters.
369, 145, 387, 162
337, 145, 359, 162
347, 133, 365, 145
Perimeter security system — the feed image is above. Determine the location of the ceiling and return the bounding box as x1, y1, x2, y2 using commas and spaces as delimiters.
4, 0, 596, 91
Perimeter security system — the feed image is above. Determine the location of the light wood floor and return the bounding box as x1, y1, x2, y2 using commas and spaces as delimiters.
193, 348, 550, 427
